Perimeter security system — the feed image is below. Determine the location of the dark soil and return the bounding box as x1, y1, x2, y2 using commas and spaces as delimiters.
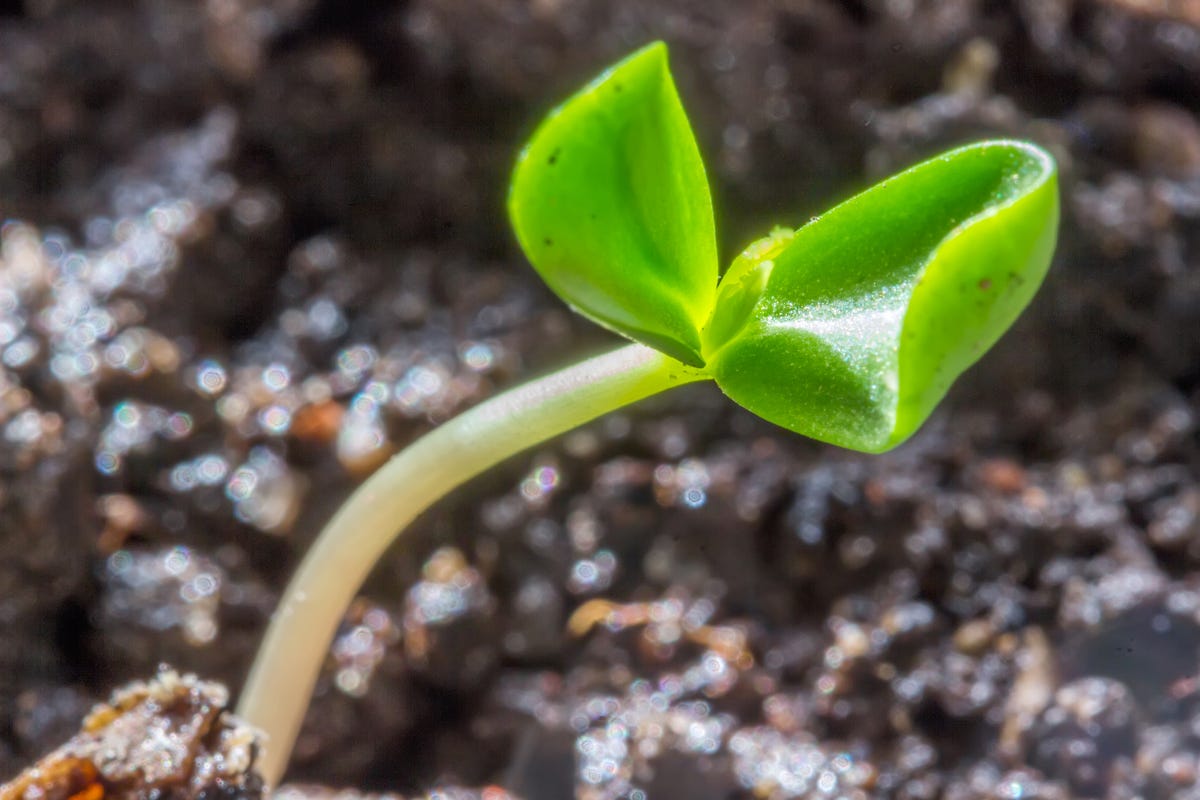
2, 1, 1200, 798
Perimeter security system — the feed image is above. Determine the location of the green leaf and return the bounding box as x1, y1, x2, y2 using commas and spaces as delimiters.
508, 42, 717, 367
704, 140, 1059, 453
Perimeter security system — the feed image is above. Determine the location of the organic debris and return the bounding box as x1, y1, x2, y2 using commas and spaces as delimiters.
0, 670, 262, 800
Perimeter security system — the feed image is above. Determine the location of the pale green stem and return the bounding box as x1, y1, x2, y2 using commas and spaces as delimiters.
237, 343, 706, 786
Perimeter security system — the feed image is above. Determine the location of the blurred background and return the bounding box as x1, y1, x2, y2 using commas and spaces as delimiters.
2, 1, 1200, 798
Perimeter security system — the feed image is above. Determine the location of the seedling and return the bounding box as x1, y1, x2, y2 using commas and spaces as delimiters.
237, 42, 1058, 784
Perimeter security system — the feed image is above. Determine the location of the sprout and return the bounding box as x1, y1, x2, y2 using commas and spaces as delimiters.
238, 41, 1058, 785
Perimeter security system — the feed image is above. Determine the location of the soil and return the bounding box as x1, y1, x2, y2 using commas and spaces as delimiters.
2, 1, 1200, 798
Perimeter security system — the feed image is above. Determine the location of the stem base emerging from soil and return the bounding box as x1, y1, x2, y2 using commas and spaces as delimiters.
237, 343, 705, 785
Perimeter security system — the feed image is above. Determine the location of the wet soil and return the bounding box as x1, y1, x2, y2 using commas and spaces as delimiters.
2, 1, 1200, 798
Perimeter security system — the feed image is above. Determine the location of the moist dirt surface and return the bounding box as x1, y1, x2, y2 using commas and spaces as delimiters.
2, 1, 1200, 798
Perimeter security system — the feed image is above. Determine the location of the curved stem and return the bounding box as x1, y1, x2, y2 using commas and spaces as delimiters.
237, 343, 706, 785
